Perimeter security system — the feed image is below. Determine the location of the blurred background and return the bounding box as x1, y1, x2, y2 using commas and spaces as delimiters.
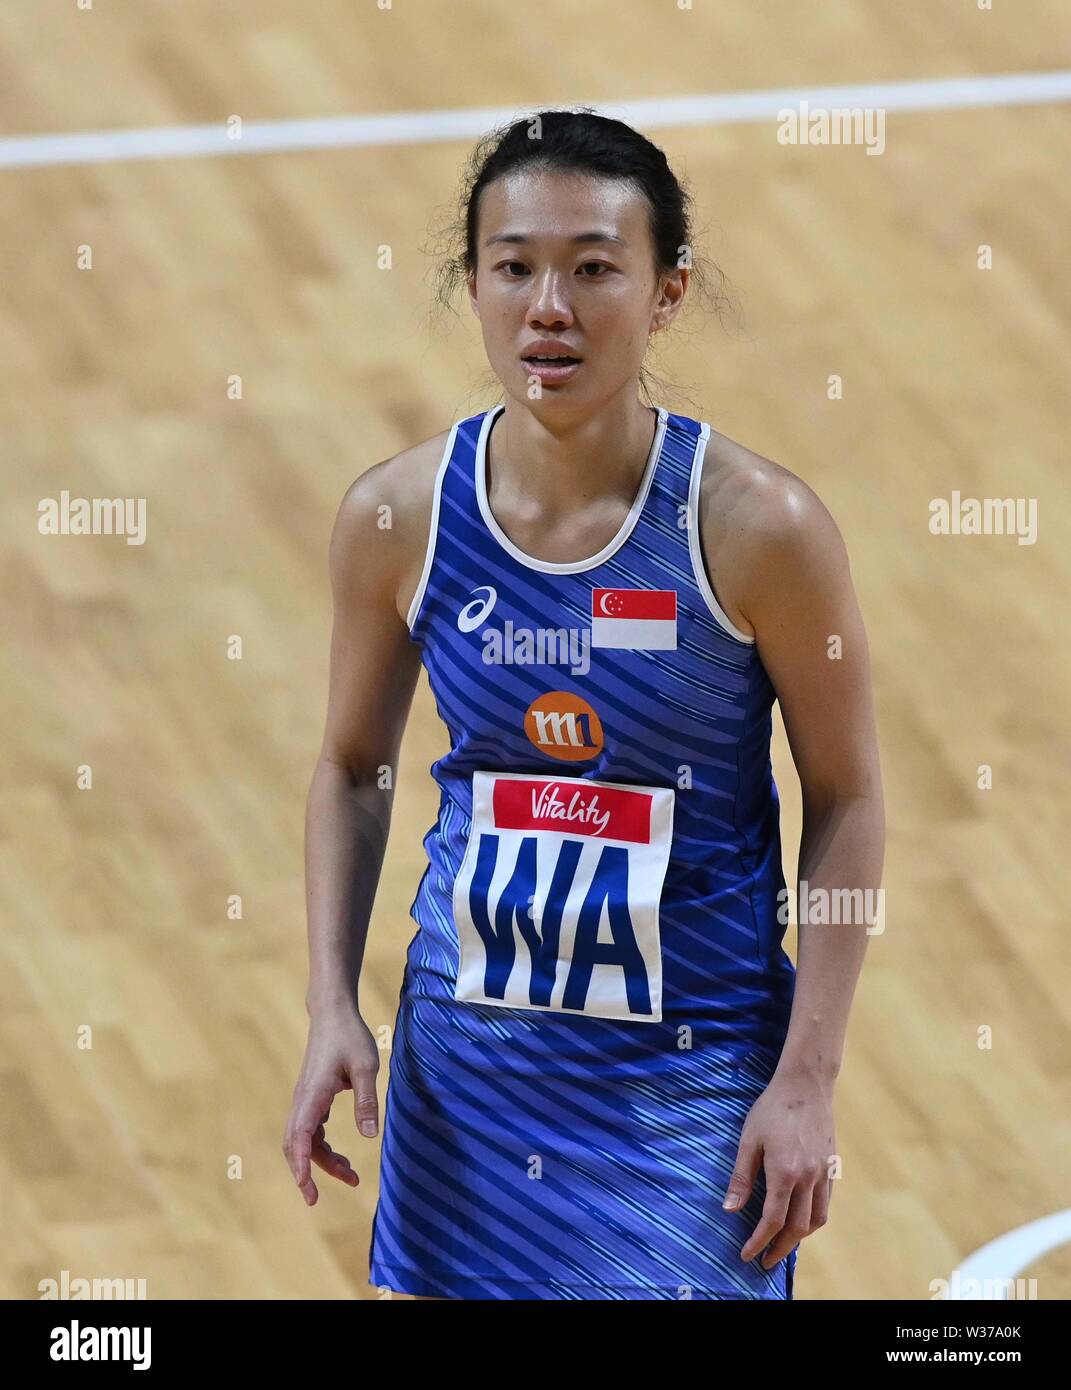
1, 0, 1068, 1300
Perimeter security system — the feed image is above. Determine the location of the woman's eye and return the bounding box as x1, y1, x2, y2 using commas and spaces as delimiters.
496, 260, 609, 278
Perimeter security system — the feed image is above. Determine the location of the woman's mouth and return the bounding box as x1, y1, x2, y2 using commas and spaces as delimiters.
521, 354, 583, 384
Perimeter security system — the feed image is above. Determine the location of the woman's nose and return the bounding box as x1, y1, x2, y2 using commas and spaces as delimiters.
526, 271, 573, 326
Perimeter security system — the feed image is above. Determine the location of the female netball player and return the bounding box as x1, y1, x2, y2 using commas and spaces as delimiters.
283, 109, 885, 1300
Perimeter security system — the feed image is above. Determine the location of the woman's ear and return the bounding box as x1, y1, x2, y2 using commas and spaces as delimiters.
651, 266, 688, 333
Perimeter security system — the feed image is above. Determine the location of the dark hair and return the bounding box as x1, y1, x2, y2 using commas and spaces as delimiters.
427, 107, 737, 407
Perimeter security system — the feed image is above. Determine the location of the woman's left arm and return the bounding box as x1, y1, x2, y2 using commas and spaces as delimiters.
718, 471, 886, 1269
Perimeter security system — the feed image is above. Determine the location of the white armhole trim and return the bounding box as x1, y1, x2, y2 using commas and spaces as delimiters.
686, 422, 756, 646
406, 420, 460, 634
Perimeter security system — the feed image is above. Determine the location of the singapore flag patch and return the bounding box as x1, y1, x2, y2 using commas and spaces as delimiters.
591, 588, 677, 650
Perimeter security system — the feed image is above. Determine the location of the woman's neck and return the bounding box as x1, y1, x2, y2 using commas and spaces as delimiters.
487, 392, 658, 522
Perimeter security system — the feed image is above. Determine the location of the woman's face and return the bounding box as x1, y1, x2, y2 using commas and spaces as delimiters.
467, 167, 687, 419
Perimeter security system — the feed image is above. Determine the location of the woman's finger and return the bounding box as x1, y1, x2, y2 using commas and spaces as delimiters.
740, 1167, 793, 1263
352, 1069, 380, 1139
761, 1178, 814, 1268
282, 1085, 339, 1204
722, 1133, 762, 1214
809, 1175, 833, 1232
311, 1132, 360, 1186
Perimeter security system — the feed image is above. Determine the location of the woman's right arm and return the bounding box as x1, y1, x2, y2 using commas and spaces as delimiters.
282, 458, 425, 1206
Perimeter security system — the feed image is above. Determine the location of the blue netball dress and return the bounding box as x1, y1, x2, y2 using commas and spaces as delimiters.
368, 403, 799, 1300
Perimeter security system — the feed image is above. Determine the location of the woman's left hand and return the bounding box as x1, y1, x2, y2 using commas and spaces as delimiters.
722, 1066, 837, 1269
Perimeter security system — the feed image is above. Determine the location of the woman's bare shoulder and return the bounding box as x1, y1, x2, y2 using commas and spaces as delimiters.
331, 426, 455, 625
348, 428, 453, 527
702, 426, 833, 530
698, 426, 847, 637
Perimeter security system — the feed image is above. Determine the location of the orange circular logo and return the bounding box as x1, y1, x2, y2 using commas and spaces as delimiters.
523, 691, 604, 761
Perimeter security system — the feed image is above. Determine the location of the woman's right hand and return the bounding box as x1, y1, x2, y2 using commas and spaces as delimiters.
282, 1004, 382, 1206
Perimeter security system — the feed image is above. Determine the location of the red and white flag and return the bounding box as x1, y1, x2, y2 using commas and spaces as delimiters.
590, 588, 677, 650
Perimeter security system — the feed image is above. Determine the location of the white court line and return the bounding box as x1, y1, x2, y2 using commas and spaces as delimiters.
951, 1209, 1071, 1299
2, 71, 1071, 170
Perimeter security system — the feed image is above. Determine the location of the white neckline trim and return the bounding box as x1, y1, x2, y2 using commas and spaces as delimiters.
686, 422, 756, 645
474, 403, 669, 575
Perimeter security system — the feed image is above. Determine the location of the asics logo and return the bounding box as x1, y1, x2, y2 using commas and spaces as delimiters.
457, 585, 590, 675
457, 585, 498, 632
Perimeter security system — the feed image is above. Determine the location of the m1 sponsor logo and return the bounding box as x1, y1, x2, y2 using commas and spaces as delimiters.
591, 588, 677, 650
524, 690, 603, 761
453, 771, 675, 1022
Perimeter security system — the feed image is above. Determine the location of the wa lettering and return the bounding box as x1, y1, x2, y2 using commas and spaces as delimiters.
466, 832, 653, 1016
